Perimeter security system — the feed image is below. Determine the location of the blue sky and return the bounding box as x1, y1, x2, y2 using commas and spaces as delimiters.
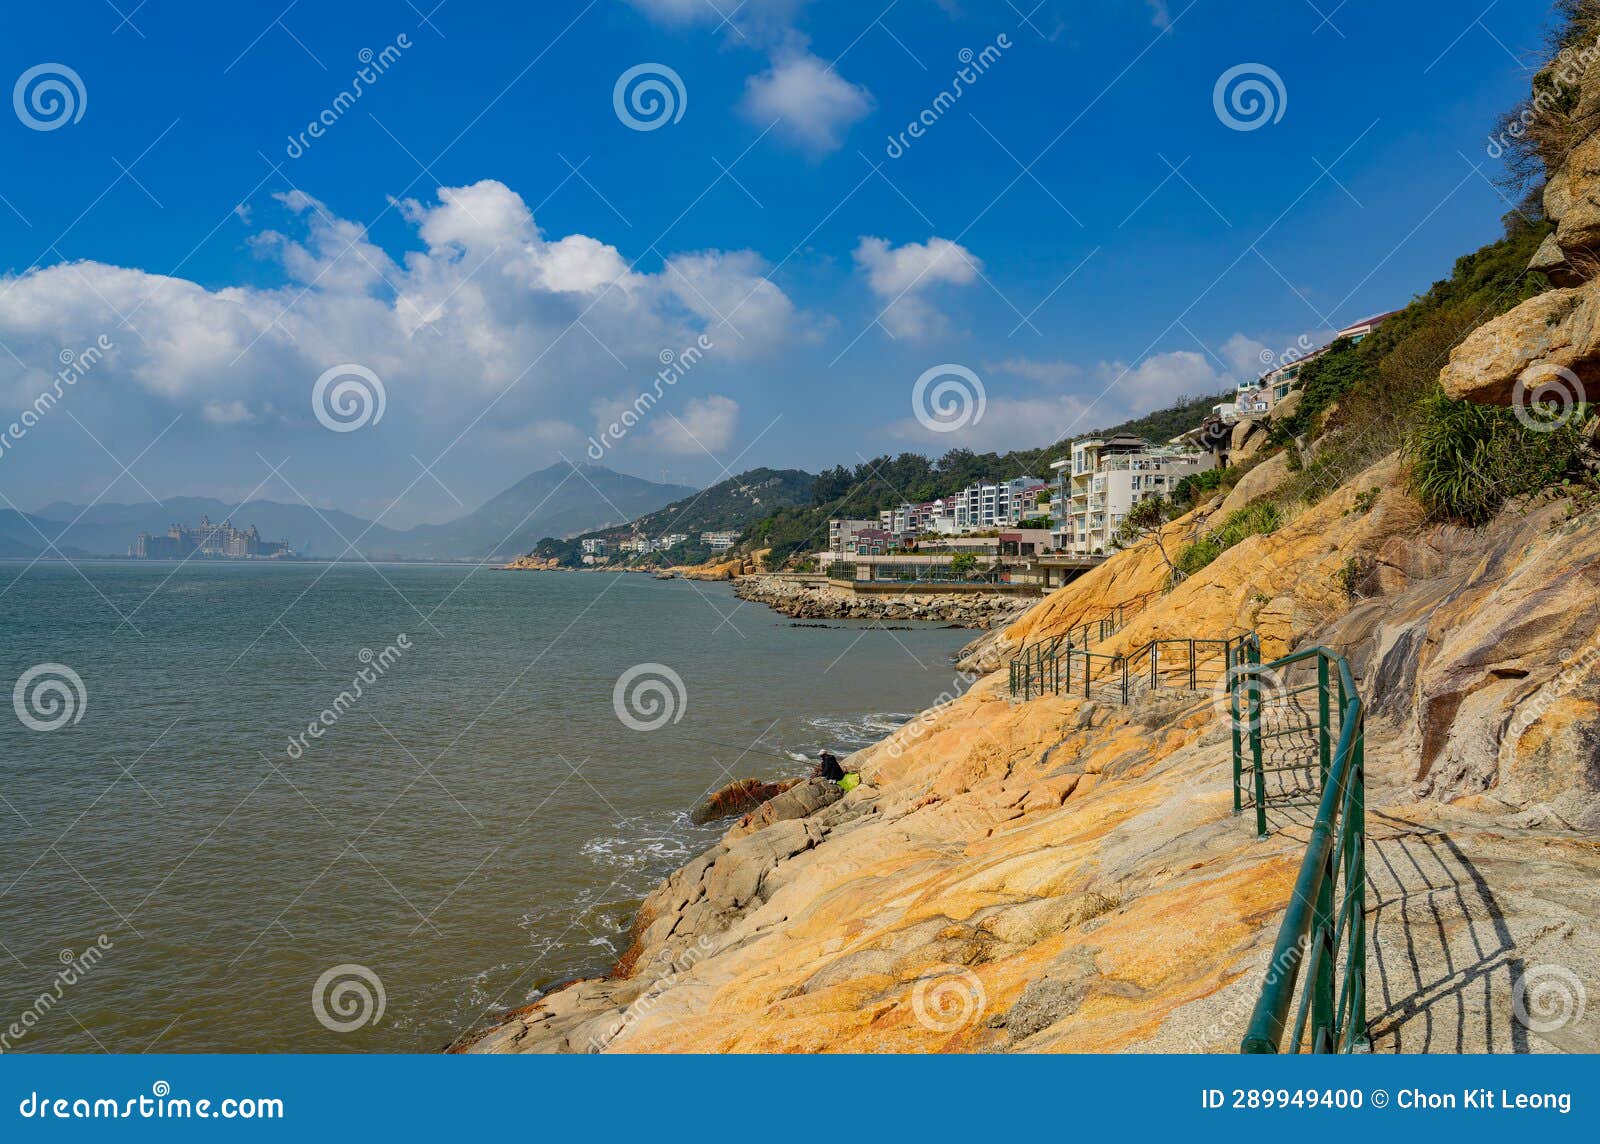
0, 0, 1553, 525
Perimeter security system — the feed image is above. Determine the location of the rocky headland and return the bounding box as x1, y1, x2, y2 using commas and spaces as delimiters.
456, 446, 1600, 1055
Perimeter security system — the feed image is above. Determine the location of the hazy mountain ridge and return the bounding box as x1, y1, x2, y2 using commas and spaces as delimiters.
13, 463, 694, 561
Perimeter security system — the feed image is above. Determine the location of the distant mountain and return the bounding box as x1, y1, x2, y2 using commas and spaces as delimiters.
533, 468, 814, 565
23, 463, 695, 562
399, 462, 695, 560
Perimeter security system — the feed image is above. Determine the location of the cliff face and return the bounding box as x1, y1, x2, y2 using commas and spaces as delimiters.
464, 455, 1600, 1055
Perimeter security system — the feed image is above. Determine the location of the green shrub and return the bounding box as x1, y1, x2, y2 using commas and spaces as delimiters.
1171, 502, 1283, 580
1405, 388, 1588, 524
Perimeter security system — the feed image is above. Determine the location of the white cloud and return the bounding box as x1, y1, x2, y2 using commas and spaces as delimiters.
853, 236, 981, 338
1145, 0, 1172, 29
654, 393, 740, 454
0, 180, 798, 447
987, 357, 1082, 385
628, 0, 812, 44
1090, 350, 1230, 413
740, 51, 872, 154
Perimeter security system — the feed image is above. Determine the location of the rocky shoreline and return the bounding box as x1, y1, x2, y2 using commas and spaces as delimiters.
731, 573, 1036, 629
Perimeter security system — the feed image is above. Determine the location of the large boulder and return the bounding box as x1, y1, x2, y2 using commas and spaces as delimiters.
1437, 284, 1600, 405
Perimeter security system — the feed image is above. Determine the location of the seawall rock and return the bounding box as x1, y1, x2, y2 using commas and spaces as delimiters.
733, 574, 1036, 629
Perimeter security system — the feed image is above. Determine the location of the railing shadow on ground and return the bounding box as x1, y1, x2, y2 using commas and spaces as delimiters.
1362, 812, 1526, 1054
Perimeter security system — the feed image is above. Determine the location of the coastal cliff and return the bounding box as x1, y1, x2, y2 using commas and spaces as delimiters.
459, 453, 1600, 1054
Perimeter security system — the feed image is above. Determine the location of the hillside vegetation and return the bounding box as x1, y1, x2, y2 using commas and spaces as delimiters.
749, 391, 1229, 568
531, 468, 813, 567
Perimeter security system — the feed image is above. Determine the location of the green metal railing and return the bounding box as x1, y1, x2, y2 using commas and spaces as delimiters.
1233, 645, 1367, 1055
1007, 605, 1127, 699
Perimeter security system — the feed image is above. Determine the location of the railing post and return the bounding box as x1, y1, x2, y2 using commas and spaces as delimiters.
1121, 654, 1128, 704
1229, 642, 1242, 816
1349, 720, 1369, 1051
1250, 671, 1267, 839
1317, 655, 1331, 789
1150, 640, 1159, 691
1189, 638, 1197, 691
1312, 827, 1336, 1049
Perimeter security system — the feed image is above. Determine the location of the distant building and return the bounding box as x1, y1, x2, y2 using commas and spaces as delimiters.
131, 515, 290, 559
581, 538, 608, 556
827, 518, 879, 559
1246, 311, 1399, 411
700, 531, 739, 552
1049, 437, 1212, 555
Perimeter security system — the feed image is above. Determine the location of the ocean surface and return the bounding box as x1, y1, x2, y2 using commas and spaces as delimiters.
0, 561, 972, 1052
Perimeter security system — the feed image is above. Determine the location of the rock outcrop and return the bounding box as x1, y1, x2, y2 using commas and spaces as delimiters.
458, 454, 1600, 1055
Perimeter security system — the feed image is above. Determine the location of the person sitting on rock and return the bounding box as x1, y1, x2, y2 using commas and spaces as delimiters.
816, 751, 845, 782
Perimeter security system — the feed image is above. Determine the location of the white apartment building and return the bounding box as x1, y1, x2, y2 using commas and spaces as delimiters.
580, 538, 607, 555
949, 476, 1043, 531
700, 531, 739, 552
1049, 437, 1213, 555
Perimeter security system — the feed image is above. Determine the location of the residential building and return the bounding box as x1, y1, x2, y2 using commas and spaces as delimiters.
949, 476, 1044, 531
1050, 437, 1213, 555
1246, 310, 1399, 411
827, 518, 879, 558
580, 538, 608, 556
700, 531, 739, 552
